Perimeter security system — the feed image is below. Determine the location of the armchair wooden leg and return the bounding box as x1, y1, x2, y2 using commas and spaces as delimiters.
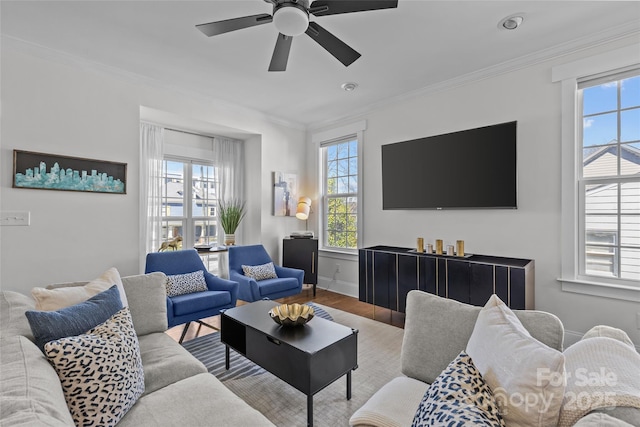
178, 322, 191, 344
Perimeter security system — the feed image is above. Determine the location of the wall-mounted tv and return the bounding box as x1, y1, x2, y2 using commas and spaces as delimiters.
382, 121, 517, 209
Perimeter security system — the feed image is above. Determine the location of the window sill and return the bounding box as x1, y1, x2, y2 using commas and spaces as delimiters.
558, 277, 640, 302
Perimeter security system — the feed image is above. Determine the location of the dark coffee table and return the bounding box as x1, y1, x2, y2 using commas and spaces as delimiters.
220, 300, 358, 427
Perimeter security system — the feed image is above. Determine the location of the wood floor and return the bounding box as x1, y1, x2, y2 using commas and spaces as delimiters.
166, 284, 405, 343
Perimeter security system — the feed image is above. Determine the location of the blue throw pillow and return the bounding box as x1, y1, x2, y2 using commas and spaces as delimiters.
25, 285, 123, 352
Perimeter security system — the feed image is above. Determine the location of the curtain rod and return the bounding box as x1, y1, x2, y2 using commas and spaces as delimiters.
164, 127, 213, 138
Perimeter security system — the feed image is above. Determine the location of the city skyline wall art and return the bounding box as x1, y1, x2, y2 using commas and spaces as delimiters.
13, 150, 127, 194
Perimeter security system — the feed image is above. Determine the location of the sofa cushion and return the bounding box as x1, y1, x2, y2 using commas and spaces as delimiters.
137, 332, 207, 395
412, 351, 505, 427
171, 290, 232, 316
0, 335, 74, 426
25, 285, 123, 352
0, 291, 36, 340
165, 270, 208, 297
44, 307, 144, 427
121, 272, 168, 335
401, 291, 564, 386
573, 412, 634, 427
242, 262, 278, 281
33, 267, 128, 310
349, 376, 429, 427
117, 373, 275, 427
466, 294, 565, 427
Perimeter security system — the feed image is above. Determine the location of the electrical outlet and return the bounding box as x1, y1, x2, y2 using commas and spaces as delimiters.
336, 264, 341, 273
0, 211, 30, 226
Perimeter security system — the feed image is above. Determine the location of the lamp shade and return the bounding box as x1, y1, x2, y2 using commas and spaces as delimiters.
296, 196, 311, 220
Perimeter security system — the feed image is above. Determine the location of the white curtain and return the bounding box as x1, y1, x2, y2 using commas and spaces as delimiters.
213, 136, 244, 203
139, 123, 164, 272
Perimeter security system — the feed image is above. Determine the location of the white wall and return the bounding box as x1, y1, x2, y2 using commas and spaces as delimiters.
0, 40, 306, 293
308, 35, 640, 345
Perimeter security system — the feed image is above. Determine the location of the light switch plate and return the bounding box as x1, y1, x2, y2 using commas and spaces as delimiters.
0, 211, 30, 226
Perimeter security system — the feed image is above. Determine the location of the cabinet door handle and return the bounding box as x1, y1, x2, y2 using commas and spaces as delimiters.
312, 251, 315, 274
266, 336, 281, 345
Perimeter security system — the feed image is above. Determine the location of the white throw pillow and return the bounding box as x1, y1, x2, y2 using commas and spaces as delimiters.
466, 294, 566, 427
31, 267, 128, 310
165, 270, 208, 297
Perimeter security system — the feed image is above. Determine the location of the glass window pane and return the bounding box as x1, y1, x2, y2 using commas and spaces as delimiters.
349, 158, 358, 176
327, 160, 337, 178
621, 108, 640, 142
583, 82, 618, 116
585, 215, 618, 234
338, 159, 349, 176
585, 244, 616, 277
161, 220, 184, 243
337, 143, 348, 159
346, 232, 357, 249
327, 145, 337, 161
583, 147, 618, 178
621, 182, 640, 214
585, 183, 618, 215
349, 140, 357, 156
347, 214, 357, 231
621, 144, 640, 175
621, 76, 640, 109
583, 112, 618, 147
621, 215, 640, 247
338, 177, 348, 194
620, 247, 640, 280
349, 176, 358, 193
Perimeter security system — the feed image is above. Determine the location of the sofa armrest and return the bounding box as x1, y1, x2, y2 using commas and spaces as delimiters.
229, 271, 260, 302
121, 273, 168, 335
204, 273, 239, 305
274, 265, 304, 284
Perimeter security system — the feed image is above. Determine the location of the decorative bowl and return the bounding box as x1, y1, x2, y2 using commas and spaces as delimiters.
268, 303, 315, 327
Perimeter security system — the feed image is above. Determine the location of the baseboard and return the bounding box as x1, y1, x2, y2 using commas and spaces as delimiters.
317, 275, 358, 298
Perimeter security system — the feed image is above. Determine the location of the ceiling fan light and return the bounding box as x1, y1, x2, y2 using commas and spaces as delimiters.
273, 4, 309, 36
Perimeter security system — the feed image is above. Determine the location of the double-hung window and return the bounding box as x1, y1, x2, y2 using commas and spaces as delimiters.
578, 70, 640, 283
555, 45, 640, 299
161, 158, 220, 271
321, 136, 360, 251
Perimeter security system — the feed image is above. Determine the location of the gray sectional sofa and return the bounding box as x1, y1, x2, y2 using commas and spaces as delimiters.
0, 272, 275, 426
350, 290, 640, 427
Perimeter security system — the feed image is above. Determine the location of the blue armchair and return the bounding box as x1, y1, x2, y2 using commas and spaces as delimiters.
228, 244, 304, 302
145, 249, 239, 343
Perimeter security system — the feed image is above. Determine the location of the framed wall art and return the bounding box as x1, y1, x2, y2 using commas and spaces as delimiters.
13, 150, 127, 194
273, 171, 298, 217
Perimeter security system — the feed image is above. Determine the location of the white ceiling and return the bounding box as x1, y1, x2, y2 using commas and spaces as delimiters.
2, 1, 639, 128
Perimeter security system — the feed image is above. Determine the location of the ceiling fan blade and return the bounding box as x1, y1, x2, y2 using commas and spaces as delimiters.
305, 22, 361, 67
269, 33, 293, 72
196, 14, 272, 37
310, 0, 398, 17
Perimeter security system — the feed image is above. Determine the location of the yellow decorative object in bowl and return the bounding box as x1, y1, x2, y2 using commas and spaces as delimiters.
268, 303, 315, 326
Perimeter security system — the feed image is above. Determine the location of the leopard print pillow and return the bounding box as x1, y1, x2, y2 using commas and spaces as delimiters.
44, 307, 145, 427
242, 262, 278, 281
412, 351, 505, 427
165, 270, 208, 297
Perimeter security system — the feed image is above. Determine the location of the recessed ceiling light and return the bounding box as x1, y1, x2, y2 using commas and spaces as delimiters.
498, 14, 524, 30
341, 82, 358, 92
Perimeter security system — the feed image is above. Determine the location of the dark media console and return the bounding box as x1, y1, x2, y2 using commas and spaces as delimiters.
358, 245, 534, 312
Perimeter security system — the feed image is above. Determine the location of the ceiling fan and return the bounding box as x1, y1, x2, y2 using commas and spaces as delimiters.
196, 0, 398, 72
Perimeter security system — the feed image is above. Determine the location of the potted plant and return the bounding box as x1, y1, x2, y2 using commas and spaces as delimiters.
219, 199, 246, 245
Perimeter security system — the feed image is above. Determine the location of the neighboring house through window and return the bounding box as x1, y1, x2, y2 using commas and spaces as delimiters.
554, 46, 640, 300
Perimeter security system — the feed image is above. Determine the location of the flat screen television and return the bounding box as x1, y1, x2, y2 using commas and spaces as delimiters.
382, 121, 517, 209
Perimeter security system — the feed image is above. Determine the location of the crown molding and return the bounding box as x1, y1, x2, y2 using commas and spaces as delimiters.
1, 35, 306, 132
307, 21, 640, 132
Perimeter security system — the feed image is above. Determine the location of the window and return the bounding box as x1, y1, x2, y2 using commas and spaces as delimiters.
578, 70, 640, 283
321, 136, 360, 251
161, 158, 220, 272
